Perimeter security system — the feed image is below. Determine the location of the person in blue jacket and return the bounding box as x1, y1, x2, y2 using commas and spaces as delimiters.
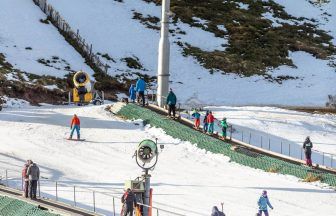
136, 78, 146, 106
257, 190, 273, 216
166, 88, 177, 118
128, 84, 136, 103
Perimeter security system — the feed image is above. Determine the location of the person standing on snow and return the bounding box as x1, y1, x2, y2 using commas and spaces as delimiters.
129, 84, 136, 103
257, 190, 273, 216
203, 111, 209, 133
211, 206, 225, 216
26, 161, 40, 199
22, 160, 31, 198
136, 78, 146, 106
303, 136, 313, 166
207, 111, 215, 134
69, 114, 81, 140
166, 88, 177, 118
121, 188, 137, 216
192, 109, 201, 129
218, 118, 228, 140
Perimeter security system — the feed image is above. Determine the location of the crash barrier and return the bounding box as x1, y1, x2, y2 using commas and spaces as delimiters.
32, 0, 109, 74
0, 169, 189, 216
115, 103, 336, 187
0, 195, 59, 216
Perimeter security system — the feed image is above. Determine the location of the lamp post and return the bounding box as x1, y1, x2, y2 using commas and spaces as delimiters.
157, 0, 171, 107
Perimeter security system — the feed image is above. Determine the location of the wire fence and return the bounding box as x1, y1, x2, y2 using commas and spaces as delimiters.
0, 168, 188, 216
32, 0, 109, 74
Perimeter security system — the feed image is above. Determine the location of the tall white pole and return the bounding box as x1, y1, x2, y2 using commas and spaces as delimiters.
157, 0, 170, 107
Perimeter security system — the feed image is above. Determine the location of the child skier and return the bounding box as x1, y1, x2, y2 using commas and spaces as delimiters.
129, 84, 136, 103
69, 114, 80, 140
257, 190, 273, 216
218, 118, 228, 140
191, 109, 201, 129
303, 136, 313, 166
207, 111, 215, 134
203, 111, 209, 133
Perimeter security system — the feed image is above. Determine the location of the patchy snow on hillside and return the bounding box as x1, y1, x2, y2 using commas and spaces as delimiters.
0, 105, 335, 216
0, 0, 93, 77
46, 0, 336, 106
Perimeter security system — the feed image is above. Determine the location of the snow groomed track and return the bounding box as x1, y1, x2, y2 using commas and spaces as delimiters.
113, 103, 336, 187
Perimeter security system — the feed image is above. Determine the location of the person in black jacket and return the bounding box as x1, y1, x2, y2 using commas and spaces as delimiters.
303, 136, 313, 166
121, 188, 137, 216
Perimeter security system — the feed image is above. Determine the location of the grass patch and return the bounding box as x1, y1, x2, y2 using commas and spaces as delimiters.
303, 173, 323, 182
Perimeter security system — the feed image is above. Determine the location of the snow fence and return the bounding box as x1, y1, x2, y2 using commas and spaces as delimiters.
116, 103, 336, 187
0, 195, 59, 216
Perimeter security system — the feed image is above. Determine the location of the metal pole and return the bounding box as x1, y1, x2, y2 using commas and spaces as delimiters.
323, 152, 325, 165
113, 197, 116, 216
144, 172, 151, 216
93, 191, 96, 212
157, 208, 159, 216
289, 143, 291, 156
301, 149, 303, 160
5, 170, 8, 187
261, 136, 263, 148
56, 181, 58, 201
241, 131, 244, 142
230, 126, 233, 141
38, 180, 41, 197
268, 138, 270, 150
249, 133, 251, 144
281, 141, 283, 154
74, 186, 76, 206
331, 155, 333, 168
157, 0, 171, 107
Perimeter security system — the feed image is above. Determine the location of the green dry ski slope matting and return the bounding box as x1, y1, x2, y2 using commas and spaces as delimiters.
116, 104, 336, 187
0, 196, 59, 216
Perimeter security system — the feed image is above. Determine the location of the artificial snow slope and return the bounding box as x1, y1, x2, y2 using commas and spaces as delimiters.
47, 0, 336, 106
0, 0, 93, 77
0, 105, 335, 216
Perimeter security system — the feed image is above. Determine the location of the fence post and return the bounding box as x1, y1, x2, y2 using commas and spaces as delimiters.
260, 136, 263, 148
249, 132, 251, 144
55, 181, 58, 201
268, 138, 270, 150
322, 152, 325, 166
331, 155, 333, 168
5, 170, 8, 187
288, 143, 291, 156
230, 126, 233, 141
73, 186, 76, 206
93, 191, 96, 212
281, 141, 283, 154
301, 149, 303, 160
113, 197, 116, 216
157, 208, 159, 216
241, 131, 244, 142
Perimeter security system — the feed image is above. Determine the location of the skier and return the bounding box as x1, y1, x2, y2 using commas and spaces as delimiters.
211, 206, 225, 216
166, 88, 177, 118
121, 188, 137, 216
26, 161, 40, 199
257, 190, 273, 216
203, 111, 209, 133
191, 109, 201, 129
303, 136, 313, 166
136, 78, 146, 106
207, 111, 215, 134
218, 118, 228, 140
22, 161, 30, 198
129, 84, 136, 103
69, 114, 81, 140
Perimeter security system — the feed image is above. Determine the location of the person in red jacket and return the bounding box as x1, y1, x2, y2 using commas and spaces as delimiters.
207, 111, 215, 134
69, 114, 80, 140
22, 160, 31, 198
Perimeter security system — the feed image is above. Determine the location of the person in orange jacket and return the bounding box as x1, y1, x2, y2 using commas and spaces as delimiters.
69, 114, 80, 140
207, 111, 215, 134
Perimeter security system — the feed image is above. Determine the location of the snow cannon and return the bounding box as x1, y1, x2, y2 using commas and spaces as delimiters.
135, 139, 159, 170
72, 71, 93, 104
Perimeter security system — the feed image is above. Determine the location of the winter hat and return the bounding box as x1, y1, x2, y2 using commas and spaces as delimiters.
169, 88, 173, 92
262, 190, 267, 195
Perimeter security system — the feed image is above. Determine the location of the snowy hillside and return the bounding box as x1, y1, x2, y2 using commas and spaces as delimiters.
47, 0, 336, 106
0, 104, 335, 216
0, 0, 93, 77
